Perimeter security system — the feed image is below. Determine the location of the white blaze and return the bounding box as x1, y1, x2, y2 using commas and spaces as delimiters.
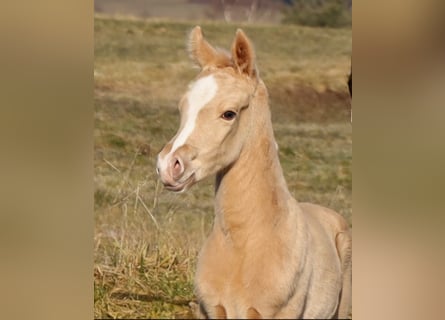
171, 75, 218, 152
158, 75, 218, 173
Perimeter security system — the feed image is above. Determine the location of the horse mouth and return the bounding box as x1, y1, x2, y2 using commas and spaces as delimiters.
164, 173, 196, 192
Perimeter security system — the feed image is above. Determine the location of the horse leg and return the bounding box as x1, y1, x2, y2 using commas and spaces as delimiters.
213, 304, 227, 319
190, 301, 207, 319
335, 231, 352, 319
246, 307, 262, 319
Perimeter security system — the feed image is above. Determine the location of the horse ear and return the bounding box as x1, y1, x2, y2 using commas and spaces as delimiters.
231, 29, 256, 77
188, 26, 218, 68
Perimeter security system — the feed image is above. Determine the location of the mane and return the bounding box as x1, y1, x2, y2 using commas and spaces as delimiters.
193, 47, 234, 69
213, 47, 234, 68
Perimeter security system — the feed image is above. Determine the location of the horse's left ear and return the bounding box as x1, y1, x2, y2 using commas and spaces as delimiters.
188, 26, 218, 69
231, 29, 256, 77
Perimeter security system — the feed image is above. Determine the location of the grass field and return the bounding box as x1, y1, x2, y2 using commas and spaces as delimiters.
94, 16, 351, 319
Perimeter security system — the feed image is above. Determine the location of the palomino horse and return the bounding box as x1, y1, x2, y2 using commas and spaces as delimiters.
157, 26, 352, 319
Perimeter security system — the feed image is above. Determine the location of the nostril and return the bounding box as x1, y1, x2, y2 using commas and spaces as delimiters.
171, 157, 184, 178
174, 159, 180, 170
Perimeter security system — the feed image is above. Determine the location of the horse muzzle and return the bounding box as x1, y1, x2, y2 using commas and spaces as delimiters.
156, 152, 196, 193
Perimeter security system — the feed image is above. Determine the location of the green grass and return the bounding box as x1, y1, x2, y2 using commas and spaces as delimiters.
94, 16, 351, 319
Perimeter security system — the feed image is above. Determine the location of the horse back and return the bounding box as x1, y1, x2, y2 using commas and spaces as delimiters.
299, 202, 350, 237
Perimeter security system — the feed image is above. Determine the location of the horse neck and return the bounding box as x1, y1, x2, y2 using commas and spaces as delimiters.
214, 83, 293, 245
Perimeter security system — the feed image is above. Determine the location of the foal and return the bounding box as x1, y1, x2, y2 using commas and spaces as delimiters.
157, 26, 351, 319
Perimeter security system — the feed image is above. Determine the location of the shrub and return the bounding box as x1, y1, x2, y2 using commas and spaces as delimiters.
282, 0, 352, 28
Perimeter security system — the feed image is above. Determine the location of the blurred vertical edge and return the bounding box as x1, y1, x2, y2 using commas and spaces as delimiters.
354, 0, 445, 319
0, 1, 93, 319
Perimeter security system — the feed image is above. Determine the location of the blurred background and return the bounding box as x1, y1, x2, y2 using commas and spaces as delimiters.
95, 0, 352, 27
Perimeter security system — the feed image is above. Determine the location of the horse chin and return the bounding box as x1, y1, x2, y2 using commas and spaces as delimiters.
164, 173, 196, 193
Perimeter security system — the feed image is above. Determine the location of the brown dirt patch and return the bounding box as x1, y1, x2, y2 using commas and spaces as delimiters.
269, 84, 351, 123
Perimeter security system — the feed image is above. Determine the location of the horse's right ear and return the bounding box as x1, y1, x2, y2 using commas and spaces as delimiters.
188, 26, 217, 68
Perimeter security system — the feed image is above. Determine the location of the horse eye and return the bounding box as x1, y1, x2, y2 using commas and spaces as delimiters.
221, 111, 237, 121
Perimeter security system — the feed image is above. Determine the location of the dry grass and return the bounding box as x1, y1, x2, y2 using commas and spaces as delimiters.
94, 16, 351, 319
